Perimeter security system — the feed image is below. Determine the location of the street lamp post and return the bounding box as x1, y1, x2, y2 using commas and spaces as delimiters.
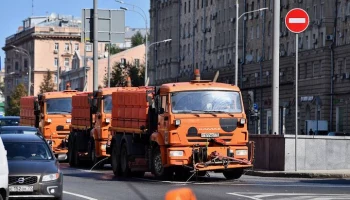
234, 4, 268, 86
118, 2, 149, 86
147, 39, 172, 83
11, 45, 31, 96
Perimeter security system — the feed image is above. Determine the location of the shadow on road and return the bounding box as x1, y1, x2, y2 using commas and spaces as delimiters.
299, 179, 350, 185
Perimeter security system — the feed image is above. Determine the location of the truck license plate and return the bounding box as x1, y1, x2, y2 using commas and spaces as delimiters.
201, 133, 219, 138
9, 186, 34, 192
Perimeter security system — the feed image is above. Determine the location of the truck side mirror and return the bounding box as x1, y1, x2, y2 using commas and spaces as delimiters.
159, 108, 165, 114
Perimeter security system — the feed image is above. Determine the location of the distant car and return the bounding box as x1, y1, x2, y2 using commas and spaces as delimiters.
0, 136, 9, 200
328, 132, 350, 136
0, 116, 20, 127
0, 126, 41, 135
1, 134, 64, 200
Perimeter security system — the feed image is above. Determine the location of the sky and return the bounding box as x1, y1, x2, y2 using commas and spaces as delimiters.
0, 0, 150, 70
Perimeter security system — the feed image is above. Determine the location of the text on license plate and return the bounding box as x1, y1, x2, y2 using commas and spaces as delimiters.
201, 133, 220, 138
9, 186, 34, 192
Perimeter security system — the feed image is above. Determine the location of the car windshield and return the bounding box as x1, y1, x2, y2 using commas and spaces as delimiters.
171, 91, 242, 114
46, 98, 72, 114
4, 141, 53, 160
0, 119, 19, 126
0, 130, 38, 135
104, 95, 112, 113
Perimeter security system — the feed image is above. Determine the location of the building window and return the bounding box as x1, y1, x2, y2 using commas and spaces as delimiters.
65, 43, 70, 51
75, 44, 79, 51
54, 58, 58, 67
189, 0, 191, 13
24, 59, 28, 69
268, 21, 271, 36
15, 62, 19, 70
134, 59, 140, 67
64, 58, 69, 67
256, 25, 259, 39
251, 26, 254, 39
55, 43, 59, 50
184, 2, 186, 14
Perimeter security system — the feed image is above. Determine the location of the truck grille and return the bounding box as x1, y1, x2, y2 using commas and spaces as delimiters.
9, 176, 38, 185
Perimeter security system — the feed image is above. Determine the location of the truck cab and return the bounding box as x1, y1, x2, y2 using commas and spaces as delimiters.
35, 89, 78, 159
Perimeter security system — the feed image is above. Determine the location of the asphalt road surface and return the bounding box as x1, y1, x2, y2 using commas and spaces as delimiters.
60, 163, 350, 200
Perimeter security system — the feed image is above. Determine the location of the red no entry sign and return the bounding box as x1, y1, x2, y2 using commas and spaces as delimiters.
285, 8, 309, 33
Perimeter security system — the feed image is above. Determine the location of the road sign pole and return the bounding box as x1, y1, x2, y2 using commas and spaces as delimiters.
272, 0, 280, 135
295, 34, 298, 172
93, 0, 98, 91
285, 8, 309, 172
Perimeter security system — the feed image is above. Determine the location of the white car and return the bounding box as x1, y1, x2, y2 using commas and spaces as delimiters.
0, 136, 9, 200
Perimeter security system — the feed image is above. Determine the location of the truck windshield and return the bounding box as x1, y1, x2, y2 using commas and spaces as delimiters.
46, 98, 72, 114
104, 95, 112, 113
171, 91, 242, 114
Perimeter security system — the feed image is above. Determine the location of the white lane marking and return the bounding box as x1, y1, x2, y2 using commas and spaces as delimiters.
289, 18, 306, 23
63, 191, 98, 200
227, 193, 261, 200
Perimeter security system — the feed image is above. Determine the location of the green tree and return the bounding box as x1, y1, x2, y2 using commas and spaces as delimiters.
131, 31, 145, 47
104, 62, 124, 87
39, 70, 55, 94
5, 84, 27, 116
129, 65, 144, 87
105, 44, 123, 55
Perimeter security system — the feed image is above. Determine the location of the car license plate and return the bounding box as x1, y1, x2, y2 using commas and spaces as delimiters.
201, 133, 219, 138
9, 186, 34, 192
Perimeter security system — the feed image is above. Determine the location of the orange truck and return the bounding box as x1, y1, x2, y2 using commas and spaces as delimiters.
68, 87, 117, 168
106, 70, 254, 180
20, 86, 78, 160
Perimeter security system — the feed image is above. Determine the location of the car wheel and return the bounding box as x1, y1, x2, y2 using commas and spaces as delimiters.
223, 168, 244, 180
111, 144, 121, 176
120, 143, 131, 177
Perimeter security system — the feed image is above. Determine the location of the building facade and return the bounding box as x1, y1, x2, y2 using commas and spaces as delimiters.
60, 44, 146, 91
150, 0, 350, 134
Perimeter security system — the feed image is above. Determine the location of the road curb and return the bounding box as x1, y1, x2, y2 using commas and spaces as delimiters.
244, 170, 350, 178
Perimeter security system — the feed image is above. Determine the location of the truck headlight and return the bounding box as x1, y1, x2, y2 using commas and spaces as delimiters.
105, 118, 111, 123
66, 118, 71, 123
46, 118, 52, 123
240, 118, 246, 125
236, 150, 248, 156
42, 173, 60, 182
174, 119, 181, 126
100, 144, 106, 150
169, 151, 183, 157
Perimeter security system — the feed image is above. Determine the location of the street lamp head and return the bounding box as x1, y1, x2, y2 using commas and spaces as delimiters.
163, 39, 172, 42
120, 7, 128, 11
259, 7, 268, 11
116, 0, 124, 3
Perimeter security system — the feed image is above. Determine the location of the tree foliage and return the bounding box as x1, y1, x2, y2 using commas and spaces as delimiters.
131, 31, 145, 47
39, 70, 55, 94
105, 44, 123, 55
5, 84, 27, 116
104, 62, 145, 87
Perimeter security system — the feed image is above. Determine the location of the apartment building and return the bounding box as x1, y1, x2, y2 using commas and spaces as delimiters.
150, 0, 350, 134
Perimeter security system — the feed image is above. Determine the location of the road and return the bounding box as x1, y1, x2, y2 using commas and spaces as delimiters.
60, 163, 350, 200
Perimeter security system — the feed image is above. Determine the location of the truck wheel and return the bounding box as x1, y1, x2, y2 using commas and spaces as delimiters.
152, 147, 171, 180
120, 143, 131, 177
223, 168, 244, 180
111, 144, 121, 176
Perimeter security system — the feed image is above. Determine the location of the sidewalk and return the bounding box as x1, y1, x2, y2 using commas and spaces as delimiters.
245, 169, 350, 178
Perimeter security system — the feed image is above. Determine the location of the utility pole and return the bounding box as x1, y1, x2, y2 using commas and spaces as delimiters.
272, 0, 280, 135
93, 0, 98, 91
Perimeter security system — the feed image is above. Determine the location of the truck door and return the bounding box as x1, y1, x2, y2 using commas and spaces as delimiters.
158, 95, 170, 144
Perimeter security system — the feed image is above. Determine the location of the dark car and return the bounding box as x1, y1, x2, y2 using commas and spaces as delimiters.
0, 116, 20, 126
0, 126, 41, 135
1, 134, 64, 199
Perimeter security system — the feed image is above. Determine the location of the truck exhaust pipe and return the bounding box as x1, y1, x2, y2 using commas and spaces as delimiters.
126, 76, 131, 87
194, 69, 200, 80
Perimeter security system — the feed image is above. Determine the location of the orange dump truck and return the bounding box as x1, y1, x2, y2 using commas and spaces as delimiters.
68, 87, 116, 168
107, 70, 254, 180
20, 88, 79, 159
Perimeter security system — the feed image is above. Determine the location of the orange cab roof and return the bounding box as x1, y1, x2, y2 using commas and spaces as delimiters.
160, 81, 240, 93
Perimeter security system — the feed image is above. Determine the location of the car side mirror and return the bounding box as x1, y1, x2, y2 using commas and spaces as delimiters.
159, 108, 165, 114
57, 154, 66, 161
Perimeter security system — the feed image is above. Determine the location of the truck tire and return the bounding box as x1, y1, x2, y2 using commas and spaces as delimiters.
152, 147, 172, 180
120, 143, 131, 177
223, 168, 244, 180
111, 144, 121, 176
